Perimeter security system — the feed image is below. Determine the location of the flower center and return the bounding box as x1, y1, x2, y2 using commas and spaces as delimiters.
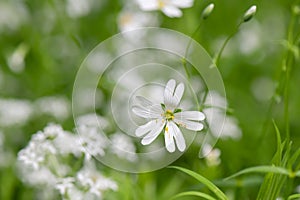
158, 0, 165, 8
165, 109, 174, 120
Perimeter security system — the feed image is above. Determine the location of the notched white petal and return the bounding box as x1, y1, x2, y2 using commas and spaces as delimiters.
173, 83, 184, 106
174, 119, 204, 131
164, 79, 176, 106
162, 6, 183, 18
169, 121, 186, 152
174, 111, 205, 121
172, 0, 194, 8
164, 122, 175, 152
135, 120, 155, 137
134, 96, 153, 107
141, 119, 165, 145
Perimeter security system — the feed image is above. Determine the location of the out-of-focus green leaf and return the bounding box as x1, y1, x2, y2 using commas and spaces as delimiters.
169, 166, 228, 200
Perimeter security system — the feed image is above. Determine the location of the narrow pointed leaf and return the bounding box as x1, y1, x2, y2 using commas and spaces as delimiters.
171, 191, 217, 200
225, 165, 290, 180
169, 166, 228, 200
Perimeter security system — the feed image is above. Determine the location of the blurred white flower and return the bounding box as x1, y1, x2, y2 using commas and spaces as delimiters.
118, 9, 159, 32
201, 143, 221, 166
133, 79, 205, 152
18, 124, 78, 170
251, 76, 275, 102
77, 162, 118, 198
110, 133, 137, 162
18, 141, 46, 170
76, 113, 110, 130
55, 177, 75, 195
203, 92, 242, 140
35, 96, 70, 120
136, 0, 194, 18
0, 1, 28, 33
7, 43, 29, 73
66, 0, 93, 18
0, 98, 33, 127
18, 165, 57, 187
77, 125, 108, 160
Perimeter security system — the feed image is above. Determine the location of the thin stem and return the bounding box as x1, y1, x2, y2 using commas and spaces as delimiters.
259, 5, 298, 142
182, 21, 203, 111
213, 21, 243, 66
283, 7, 297, 142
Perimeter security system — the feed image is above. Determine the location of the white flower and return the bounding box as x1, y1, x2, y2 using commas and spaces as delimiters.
136, 0, 194, 18
18, 142, 45, 170
201, 144, 221, 166
133, 79, 205, 153
0, 98, 33, 127
35, 96, 70, 120
77, 125, 108, 160
77, 163, 118, 198
66, 0, 93, 18
118, 10, 158, 32
55, 177, 75, 195
110, 133, 137, 162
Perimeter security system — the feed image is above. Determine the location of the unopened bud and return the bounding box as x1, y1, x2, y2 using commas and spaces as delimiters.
202, 3, 215, 20
243, 5, 257, 22
292, 5, 300, 15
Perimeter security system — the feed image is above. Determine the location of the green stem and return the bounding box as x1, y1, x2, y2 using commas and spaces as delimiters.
283, 7, 297, 142
213, 21, 243, 66
182, 22, 203, 111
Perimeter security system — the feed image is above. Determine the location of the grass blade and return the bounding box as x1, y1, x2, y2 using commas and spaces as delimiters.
225, 165, 290, 180
169, 166, 228, 200
288, 194, 300, 200
171, 191, 217, 200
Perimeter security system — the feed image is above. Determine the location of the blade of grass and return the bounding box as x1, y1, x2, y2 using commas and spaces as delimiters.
169, 166, 228, 200
225, 165, 290, 180
171, 191, 217, 200
287, 194, 300, 200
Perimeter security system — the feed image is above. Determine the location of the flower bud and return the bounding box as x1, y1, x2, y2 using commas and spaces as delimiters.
202, 3, 215, 20
243, 5, 257, 22
292, 5, 300, 15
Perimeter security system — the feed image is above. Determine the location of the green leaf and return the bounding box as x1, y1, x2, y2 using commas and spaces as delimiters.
225, 165, 290, 180
295, 170, 300, 177
169, 166, 228, 200
288, 194, 300, 200
174, 108, 182, 113
171, 191, 217, 200
161, 103, 166, 110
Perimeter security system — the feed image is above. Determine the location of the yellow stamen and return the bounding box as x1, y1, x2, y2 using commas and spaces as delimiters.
158, 0, 165, 8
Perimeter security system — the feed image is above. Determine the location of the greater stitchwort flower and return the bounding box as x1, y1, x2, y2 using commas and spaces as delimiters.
136, 0, 194, 18
133, 79, 205, 152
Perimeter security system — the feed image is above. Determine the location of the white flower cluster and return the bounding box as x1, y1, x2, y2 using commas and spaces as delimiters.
17, 123, 119, 199
0, 96, 70, 128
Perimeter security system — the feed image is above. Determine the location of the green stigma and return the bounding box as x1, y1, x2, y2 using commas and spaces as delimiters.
165, 109, 174, 120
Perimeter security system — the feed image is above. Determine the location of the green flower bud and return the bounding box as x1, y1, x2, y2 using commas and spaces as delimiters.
243, 5, 257, 22
202, 3, 215, 20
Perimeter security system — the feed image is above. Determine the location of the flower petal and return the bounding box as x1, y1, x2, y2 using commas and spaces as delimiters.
174, 111, 205, 121
164, 79, 176, 107
173, 82, 184, 107
141, 119, 165, 145
172, 0, 194, 8
132, 104, 162, 119
135, 120, 156, 137
169, 121, 186, 152
174, 118, 204, 131
134, 96, 153, 107
164, 121, 175, 152
136, 0, 159, 11
162, 6, 182, 18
